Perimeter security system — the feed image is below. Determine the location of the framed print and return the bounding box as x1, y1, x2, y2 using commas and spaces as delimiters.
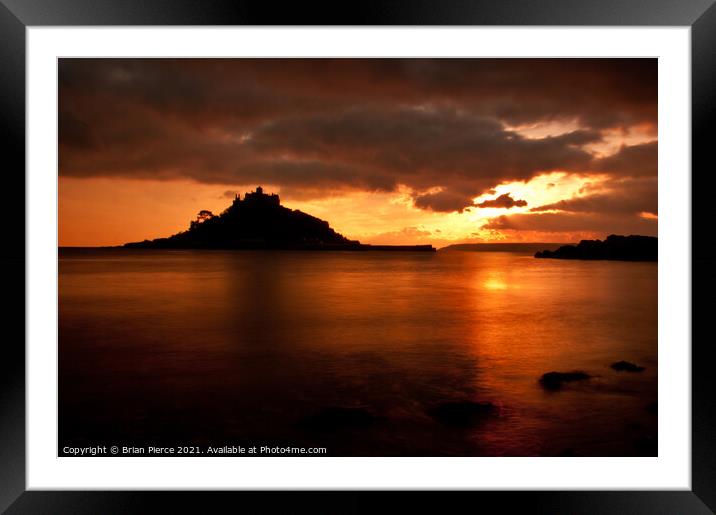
1, 0, 715, 513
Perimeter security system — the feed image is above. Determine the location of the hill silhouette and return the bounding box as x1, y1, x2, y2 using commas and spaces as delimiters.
534, 235, 657, 261
123, 187, 435, 251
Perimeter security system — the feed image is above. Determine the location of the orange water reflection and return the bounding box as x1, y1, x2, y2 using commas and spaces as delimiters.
59, 249, 657, 456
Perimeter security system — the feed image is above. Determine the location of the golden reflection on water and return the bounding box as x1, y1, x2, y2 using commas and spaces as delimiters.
59, 248, 657, 456
482, 277, 508, 291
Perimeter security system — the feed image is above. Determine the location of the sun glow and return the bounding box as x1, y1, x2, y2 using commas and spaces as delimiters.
59, 171, 616, 247
483, 278, 508, 291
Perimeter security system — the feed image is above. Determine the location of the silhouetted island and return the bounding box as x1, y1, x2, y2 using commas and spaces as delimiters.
534, 235, 657, 262
123, 187, 435, 251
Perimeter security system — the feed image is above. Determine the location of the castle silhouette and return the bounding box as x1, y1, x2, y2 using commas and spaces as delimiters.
235, 186, 280, 206
124, 186, 435, 252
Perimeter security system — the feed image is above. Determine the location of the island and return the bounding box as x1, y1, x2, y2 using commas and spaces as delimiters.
123, 187, 435, 251
534, 235, 657, 262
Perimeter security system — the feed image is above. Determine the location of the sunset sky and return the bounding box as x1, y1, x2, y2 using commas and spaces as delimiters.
58, 58, 657, 247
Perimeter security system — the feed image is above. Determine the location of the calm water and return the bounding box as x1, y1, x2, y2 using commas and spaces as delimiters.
59, 248, 657, 456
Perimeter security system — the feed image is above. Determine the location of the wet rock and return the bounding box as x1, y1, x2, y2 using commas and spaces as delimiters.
610, 360, 646, 372
427, 401, 498, 427
298, 406, 383, 432
539, 371, 591, 391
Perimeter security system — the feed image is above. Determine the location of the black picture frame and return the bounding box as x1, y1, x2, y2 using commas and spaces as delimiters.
1, 1, 714, 513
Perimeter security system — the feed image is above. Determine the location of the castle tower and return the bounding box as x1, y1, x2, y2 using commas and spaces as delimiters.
243, 186, 280, 206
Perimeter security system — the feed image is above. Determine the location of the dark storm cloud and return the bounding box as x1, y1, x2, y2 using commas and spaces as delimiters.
494, 176, 657, 235
59, 58, 657, 214
477, 193, 528, 209
531, 177, 657, 216
482, 211, 657, 235
59, 111, 98, 150
592, 142, 657, 177
414, 190, 477, 213
59, 59, 657, 128
242, 108, 601, 211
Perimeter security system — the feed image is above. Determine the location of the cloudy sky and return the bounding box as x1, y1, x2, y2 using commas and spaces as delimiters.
58, 58, 657, 247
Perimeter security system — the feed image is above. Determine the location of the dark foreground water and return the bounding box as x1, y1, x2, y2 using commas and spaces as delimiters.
59, 248, 657, 456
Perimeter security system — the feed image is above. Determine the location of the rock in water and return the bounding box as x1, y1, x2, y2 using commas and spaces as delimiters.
610, 360, 646, 372
539, 371, 591, 390
535, 234, 657, 261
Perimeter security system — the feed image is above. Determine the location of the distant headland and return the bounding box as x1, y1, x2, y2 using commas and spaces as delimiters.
123, 187, 435, 251
440, 242, 563, 253
535, 235, 657, 262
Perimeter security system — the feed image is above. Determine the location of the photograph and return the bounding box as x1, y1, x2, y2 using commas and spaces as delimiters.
1, 0, 711, 508
58, 57, 658, 458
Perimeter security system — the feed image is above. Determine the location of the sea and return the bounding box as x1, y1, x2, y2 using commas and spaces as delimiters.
58, 247, 657, 456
